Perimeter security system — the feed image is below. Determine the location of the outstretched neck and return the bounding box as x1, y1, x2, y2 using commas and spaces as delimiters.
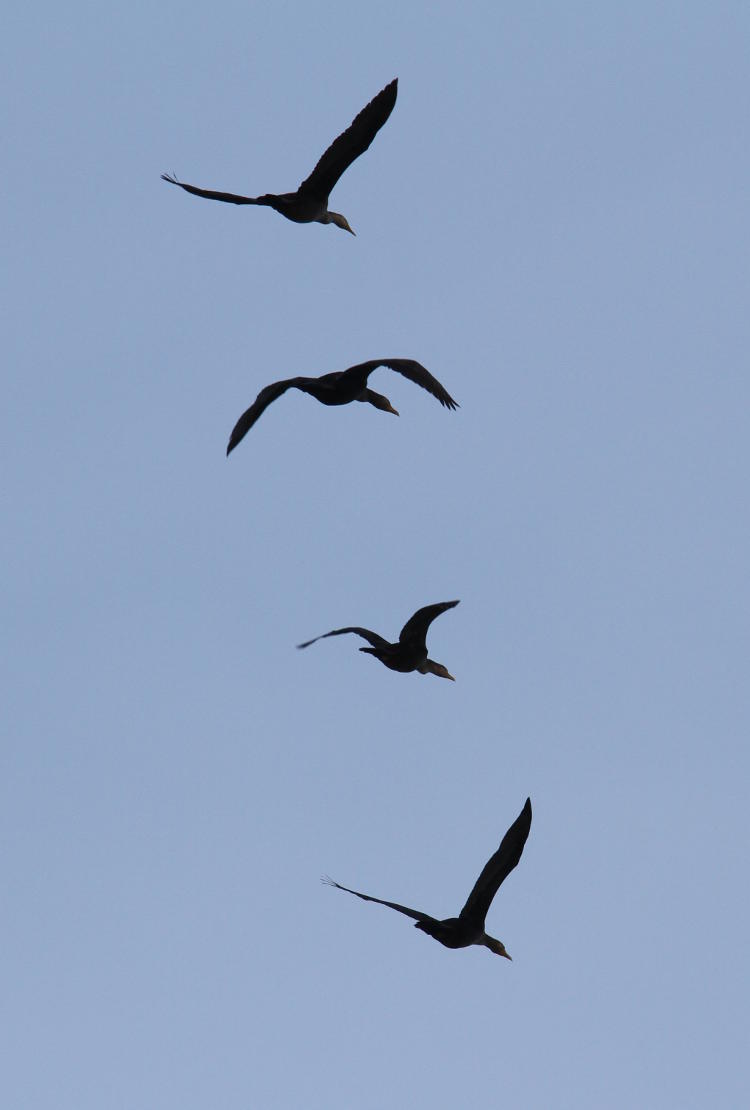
363, 389, 399, 416
483, 934, 512, 959
321, 210, 356, 234
418, 659, 455, 681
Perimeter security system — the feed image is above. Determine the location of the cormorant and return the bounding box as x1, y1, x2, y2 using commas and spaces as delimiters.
162, 79, 398, 234
324, 798, 532, 959
297, 600, 459, 680
226, 359, 457, 455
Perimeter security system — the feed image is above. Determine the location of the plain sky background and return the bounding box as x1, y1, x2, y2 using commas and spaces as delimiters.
3, 2, 749, 1107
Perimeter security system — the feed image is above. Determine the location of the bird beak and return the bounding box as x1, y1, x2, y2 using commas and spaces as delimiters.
487, 936, 511, 958
425, 662, 454, 680
330, 212, 356, 235
386, 402, 399, 416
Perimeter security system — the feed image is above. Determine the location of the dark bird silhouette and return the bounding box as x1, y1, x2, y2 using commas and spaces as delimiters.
162, 79, 398, 234
297, 599, 459, 680
226, 359, 457, 455
324, 798, 531, 959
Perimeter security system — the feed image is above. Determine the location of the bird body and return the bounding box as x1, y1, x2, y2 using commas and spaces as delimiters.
414, 916, 479, 948
360, 641, 430, 674
292, 370, 395, 408
325, 798, 532, 959
248, 192, 332, 224
162, 79, 398, 234
297, 600, 459, 680
226, 359, 457, 455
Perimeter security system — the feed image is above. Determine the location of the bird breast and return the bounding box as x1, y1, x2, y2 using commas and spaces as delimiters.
383, 645, 428, 672
274, 193, 328, 223
417, 917, 479, 949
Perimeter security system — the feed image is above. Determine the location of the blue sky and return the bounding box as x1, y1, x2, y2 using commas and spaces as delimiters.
4, 3, 749, 1107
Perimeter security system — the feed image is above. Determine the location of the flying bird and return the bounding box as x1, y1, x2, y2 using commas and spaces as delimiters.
162, 78, 398, 234
324, 798, 531, 959
226, 359, 457, 455
297, 600, 459, 680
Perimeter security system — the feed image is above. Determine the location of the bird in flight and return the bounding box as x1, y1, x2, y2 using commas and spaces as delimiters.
225, 358, 457, 455
162, 78, 398, 235
297, 600, 459, 680
324, 798, 532, 959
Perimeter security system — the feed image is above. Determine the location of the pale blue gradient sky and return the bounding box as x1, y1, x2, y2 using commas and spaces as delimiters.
3, 3, 749, 1107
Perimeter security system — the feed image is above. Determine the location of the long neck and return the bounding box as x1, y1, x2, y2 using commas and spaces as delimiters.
483, 934, 511, 959
322, 210, 355, 234
418, 659, 455, 680
363, 389, 399, 415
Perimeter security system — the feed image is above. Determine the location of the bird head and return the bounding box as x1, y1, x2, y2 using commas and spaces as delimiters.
485, 936, 512, 960
423, 659, 455, 681
366, 390, 400, 416
328, 211, 356, 235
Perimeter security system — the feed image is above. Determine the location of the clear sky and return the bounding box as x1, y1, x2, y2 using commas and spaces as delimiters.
4, 2, 749, 1107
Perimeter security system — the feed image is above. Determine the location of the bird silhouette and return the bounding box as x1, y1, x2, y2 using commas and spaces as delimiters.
226, 358, 457, 454
324, 798, 532, 958
162, 79, 398, 234
298, 600, 459, 680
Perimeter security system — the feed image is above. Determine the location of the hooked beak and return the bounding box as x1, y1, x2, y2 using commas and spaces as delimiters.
386, 402, 399, 416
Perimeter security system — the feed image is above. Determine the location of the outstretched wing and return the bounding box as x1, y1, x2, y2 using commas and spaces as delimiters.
297, 626, 389, 651
398, 600, 459, 646
226, 378, 311, 455
459, 798, 532, 926
340, 359, 459, 410
298, 79, 398, 201
323, 877, 429, 924
162, 173, 264, 206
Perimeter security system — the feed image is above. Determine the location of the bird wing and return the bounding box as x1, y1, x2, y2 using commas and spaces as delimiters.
161, 173, 263, 205
381, 359, 459, 409
297, 79, 398, 201
323, 877, 429, 924
458, 798, 532, 926
338, 359, 458, 410
398, 600, 460, 646
296, 627, 389, 650
226, 378, 312, 455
